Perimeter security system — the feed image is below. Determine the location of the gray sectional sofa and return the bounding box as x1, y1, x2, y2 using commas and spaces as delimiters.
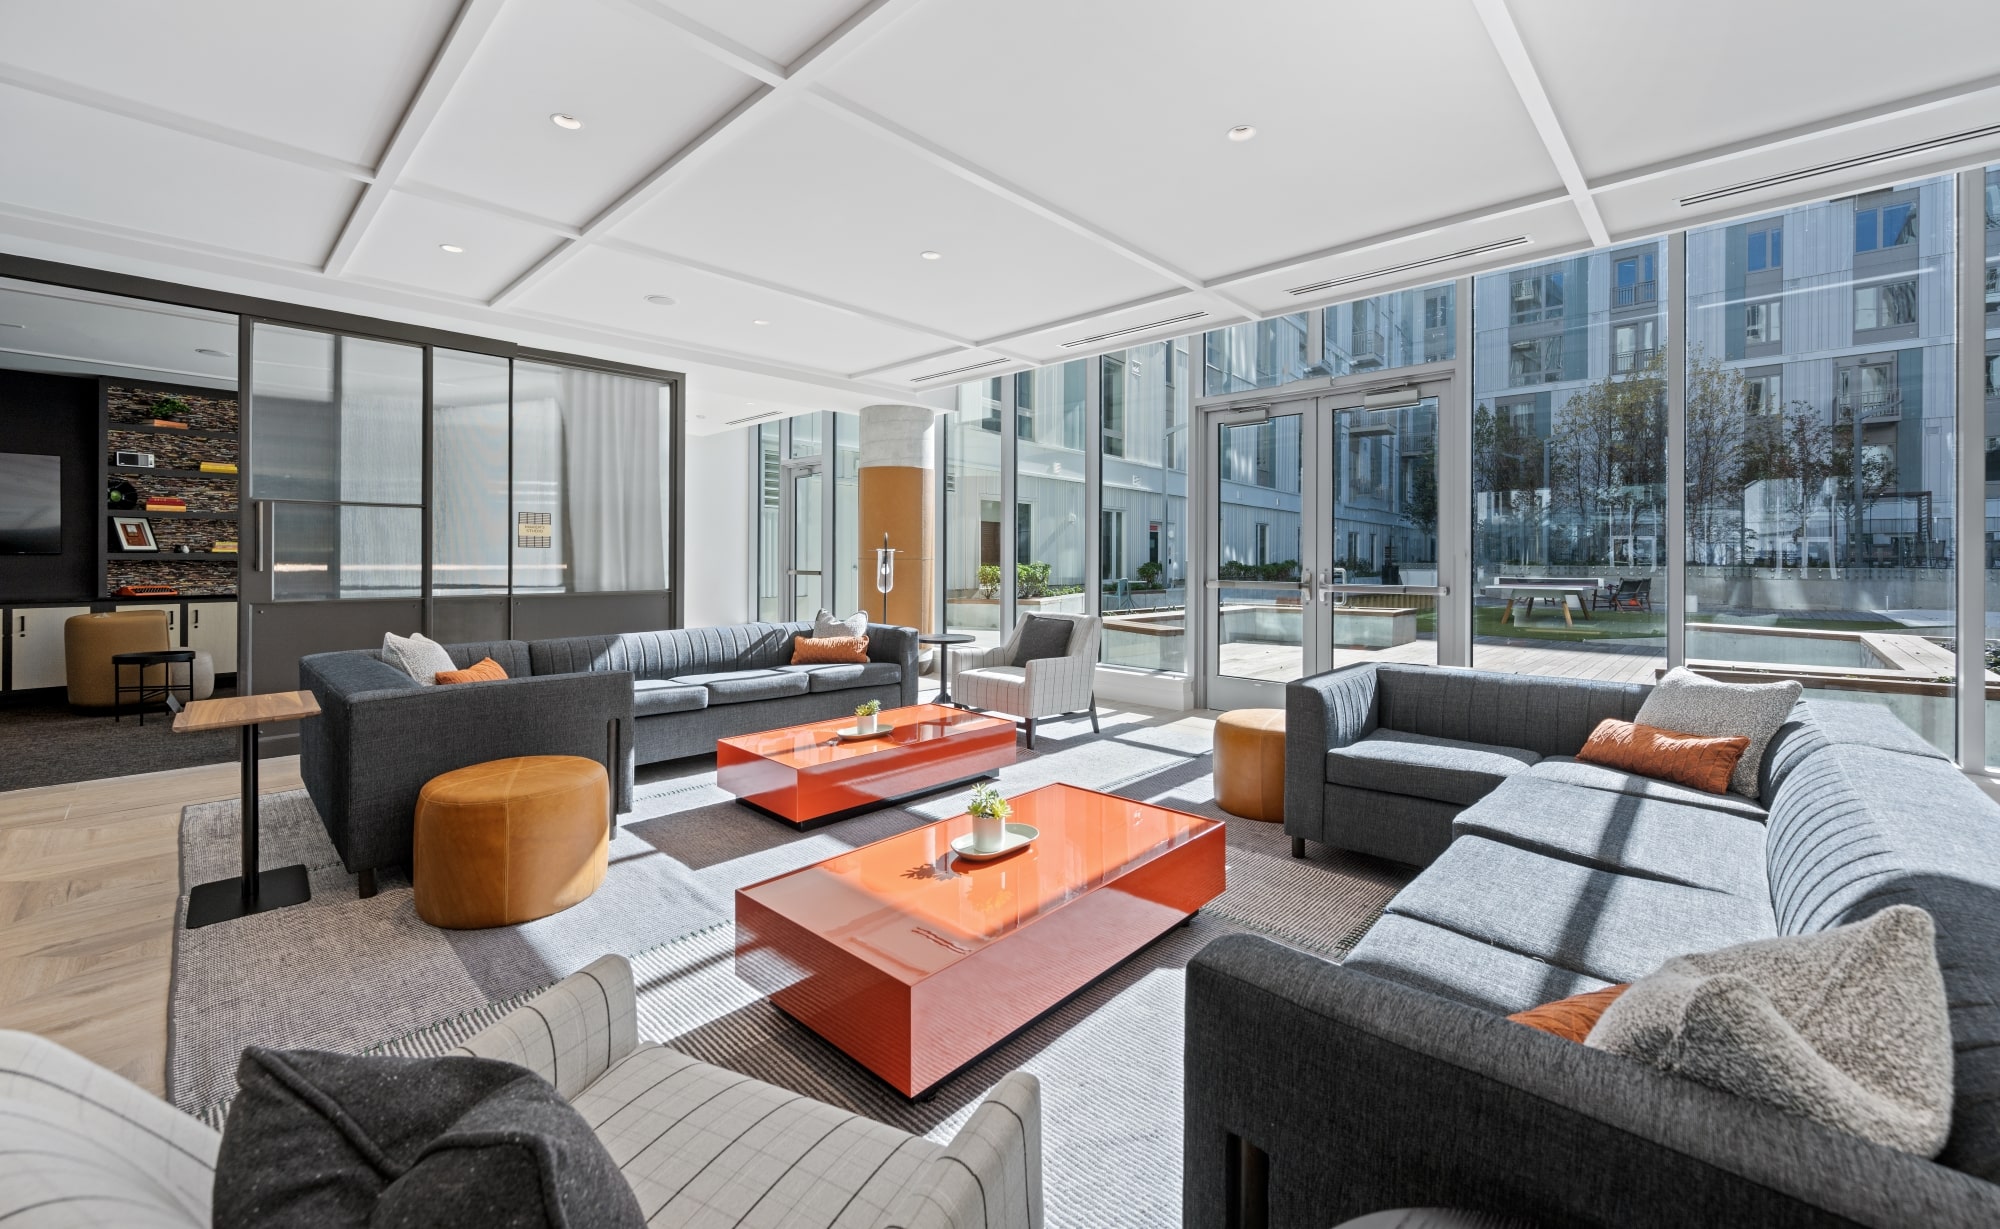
299, 621, 916, 892
1185, 662, 2000, 1227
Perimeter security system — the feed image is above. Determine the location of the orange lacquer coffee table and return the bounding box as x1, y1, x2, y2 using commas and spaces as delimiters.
716, 703, 1016, 830
735, 783, 1226, 1097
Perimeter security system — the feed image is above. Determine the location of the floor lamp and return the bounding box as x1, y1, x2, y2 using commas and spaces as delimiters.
875, 533, 896, 624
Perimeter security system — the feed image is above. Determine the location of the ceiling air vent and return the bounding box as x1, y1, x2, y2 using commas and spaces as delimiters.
1679, 122, 2000, 207
1059, 311, 1209, 349
1287, 236, 1532, 297
909, 357, 1008, 383
724, 410, 783, 426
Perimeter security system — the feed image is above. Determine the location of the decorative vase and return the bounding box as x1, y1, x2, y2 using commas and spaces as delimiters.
972, 809, 1005, 853
856, 712, 878, 734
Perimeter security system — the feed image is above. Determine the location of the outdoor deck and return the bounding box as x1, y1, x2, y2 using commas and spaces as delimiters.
1216, 637, 1666, 685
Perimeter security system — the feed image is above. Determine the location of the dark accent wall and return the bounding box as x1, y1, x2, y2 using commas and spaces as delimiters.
0, 370, 96, 601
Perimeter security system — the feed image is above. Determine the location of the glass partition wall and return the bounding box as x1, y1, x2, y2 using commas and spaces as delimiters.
922, 166, 2000, 766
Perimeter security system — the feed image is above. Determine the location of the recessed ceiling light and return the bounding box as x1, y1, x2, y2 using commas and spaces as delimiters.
195, 348, 230, 357
550, 113, 583, 130
753, 319, 769, 326
920, 250, 942, 260
645, 294, 677, 306
1226, 125, 1257, 142
439, 243, 464, 253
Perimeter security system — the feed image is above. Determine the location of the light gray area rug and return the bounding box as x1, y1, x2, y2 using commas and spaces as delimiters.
170, 708, 1411, 1227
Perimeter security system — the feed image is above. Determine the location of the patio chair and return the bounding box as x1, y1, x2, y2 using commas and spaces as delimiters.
1592, 578, 1637, 611
947, 612, 1101, 749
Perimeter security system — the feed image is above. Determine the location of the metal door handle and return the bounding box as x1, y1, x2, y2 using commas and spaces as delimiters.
255, 502, 270, 573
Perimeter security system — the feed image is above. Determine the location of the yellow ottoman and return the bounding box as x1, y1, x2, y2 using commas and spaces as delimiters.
414, 755, 609, 929
1214, 708, 1286, 822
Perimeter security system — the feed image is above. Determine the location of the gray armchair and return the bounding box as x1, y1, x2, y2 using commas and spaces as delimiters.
946, 613, 1100, 749
299, 640, 633, 897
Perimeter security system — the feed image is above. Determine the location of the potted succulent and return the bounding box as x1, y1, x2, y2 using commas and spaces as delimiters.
853, 697, 882, 735
151, 395, 192, 429
967, 781, 1011, 853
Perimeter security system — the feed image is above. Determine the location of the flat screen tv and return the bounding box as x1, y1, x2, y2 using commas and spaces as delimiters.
0, 452, 61, 555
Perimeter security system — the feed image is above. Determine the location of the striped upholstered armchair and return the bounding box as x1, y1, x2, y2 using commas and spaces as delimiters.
947, 612, 1101, 749
0, 955, 1042, 1228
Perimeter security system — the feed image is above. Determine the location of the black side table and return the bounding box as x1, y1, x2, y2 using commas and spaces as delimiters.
112, 649, 197, 725
917, 632, 977, 705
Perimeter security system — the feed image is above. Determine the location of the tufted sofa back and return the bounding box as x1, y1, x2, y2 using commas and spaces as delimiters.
1373, 663, 1648, 760
528, 622, 804, 681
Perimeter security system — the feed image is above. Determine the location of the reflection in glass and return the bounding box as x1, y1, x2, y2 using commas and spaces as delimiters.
1687, 176, 1956, 754
271, 503, 421, 600
1989, 165, 2000, 765
511, 361, 672, 594
1203, 314, 1309, 395
1215, 416, 1302, 682
1013, 362, 1086, 634
1099, 343, 1189, 672
1473, 241, 1669, 680
251, 326, 422, 505
432, 348, 510, 595
1331, 400, 1439, 668
1322, 282, 1455, 376
944, 379, 1004, 648
793, 467, 822, 616
835, 412, 859, 617
756, 421, 782, 620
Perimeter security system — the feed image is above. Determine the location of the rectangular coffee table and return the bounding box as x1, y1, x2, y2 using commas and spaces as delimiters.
716, 703, 1017, 830
734, 783, 1226, 1097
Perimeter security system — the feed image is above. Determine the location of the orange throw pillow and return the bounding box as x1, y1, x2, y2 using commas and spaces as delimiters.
434, 656, 508, 685
1575, 718, 1750, 794
791, 634, 870, 665
1509, 984, 1630, 1042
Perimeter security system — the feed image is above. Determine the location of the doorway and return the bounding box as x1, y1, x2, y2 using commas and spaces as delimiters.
1200, 380, 1451, 708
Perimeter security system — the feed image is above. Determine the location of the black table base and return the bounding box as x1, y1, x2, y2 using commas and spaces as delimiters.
185, 721, 311, 930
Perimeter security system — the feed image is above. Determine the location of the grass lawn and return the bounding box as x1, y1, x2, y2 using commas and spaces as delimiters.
1471, 604, 1664, 642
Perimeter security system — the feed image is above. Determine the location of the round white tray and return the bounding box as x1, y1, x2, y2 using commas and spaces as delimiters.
951, 823, 1038, 860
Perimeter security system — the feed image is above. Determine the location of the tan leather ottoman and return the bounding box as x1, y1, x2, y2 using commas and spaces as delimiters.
64, 610, 170, 708
1214, 708, 1286, 822
413, 755, 609, 929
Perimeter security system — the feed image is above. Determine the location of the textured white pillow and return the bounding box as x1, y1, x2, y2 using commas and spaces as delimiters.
1586, 905, 1953, 1157
812, 609, 867, 639
1635, 666, 1800, 797
381, 631, 457, 686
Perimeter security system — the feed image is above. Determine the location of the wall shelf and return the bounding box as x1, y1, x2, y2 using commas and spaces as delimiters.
111, 552, 238, 562
102, 509, 240, 520
107, 423, 239, 440
108, 465, 233, 479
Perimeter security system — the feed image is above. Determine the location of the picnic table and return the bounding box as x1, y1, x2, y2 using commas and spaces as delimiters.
1483, 578, 1607, 628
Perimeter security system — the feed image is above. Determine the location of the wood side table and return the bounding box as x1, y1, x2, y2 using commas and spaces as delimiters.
172, 690, 321, 929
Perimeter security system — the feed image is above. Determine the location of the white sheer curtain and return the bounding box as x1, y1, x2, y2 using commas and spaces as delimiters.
556, 369, 669, 592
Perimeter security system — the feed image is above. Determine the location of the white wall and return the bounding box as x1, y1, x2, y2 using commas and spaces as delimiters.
682, 427, 752, 628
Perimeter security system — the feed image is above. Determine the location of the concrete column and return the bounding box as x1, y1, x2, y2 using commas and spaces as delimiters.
857, 405, 937, 632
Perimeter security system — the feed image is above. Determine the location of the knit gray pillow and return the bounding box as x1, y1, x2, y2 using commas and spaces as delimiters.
1586, 905, 1953, 1157
1635, 667, 1800, 796
381, 631, 457, 687
812, 608, 867, 639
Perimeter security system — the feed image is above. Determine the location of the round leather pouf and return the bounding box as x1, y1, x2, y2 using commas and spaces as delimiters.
414, 755, 609, 929
1213, 708, 1286, 822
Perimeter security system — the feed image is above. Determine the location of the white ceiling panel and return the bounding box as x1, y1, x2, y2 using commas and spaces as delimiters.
402, 0, 758, 228
615, 98, 1181, 342
1513, 0, 2000, 181
652, 0, 866, 67
512, 243, 944, 375
0, 84, 358, 265
981, 293, 1216, 367
821, 0, 1561, 284
346, 191, 565, 301
0, 0, 458, 166
857, 349, 1022, 392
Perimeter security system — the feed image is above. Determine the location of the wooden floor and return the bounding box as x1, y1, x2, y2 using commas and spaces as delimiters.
0, 755, 301, 1095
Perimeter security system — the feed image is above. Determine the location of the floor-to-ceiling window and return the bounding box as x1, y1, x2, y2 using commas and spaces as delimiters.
1472, 241, 1668, 682
1101, 341, 1190, 672
1986, 163, 2000, 765
1015, 361, 1086, 629
1687, 175, 1957, 754
1324, 282, 1456, 375
1204, 313, 1309, 395
755, 420, 782, 620
834, 412, 859, 617
944, 379, 1005, 646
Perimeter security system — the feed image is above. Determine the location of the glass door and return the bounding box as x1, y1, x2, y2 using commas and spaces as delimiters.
782, 459, 824, 619
1318, 387, 1447, 669
1204, 400, 1317, 709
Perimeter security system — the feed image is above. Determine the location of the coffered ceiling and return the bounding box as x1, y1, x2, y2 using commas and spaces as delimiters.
2, 0, 1997, 433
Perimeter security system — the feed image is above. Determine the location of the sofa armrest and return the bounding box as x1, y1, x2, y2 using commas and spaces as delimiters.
1283, 664, 1379, 845
450, 954, 639, 1102
948, 642, 1014, 684
300, 664, 636, 874
1183, 934, 2000, 1229
0, 1030, 219, 1224
1022, 652, 1093, 713
867, 623, 920, 707
887, 1071, 1042, 1229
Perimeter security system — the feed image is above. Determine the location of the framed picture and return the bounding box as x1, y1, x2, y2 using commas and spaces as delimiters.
111, 516, 159, 552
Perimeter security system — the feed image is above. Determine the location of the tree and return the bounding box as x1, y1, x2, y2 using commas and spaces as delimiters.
1547, 350, 1666, 567
1473, 401, 1548, 566
1740, 404, 1835, 574
1684, 348, 1750, 564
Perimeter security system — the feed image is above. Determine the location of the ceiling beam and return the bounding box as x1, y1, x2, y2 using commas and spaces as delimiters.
486, 0, 927, 310
321, 0, 509, 276
1470, 0, 1609, 249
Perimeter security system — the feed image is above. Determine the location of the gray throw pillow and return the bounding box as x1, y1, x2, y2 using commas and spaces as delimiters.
1586, 904, 1953, 1157
1635, 666, 1800, 797
381, 631, 457, 687
812, 608, 867, 639
1011, 615, 1074, 667
214, 1047, 644, 1229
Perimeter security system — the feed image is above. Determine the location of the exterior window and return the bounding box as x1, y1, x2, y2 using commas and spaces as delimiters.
1855, 280, 1917, 331
1855, 201, 1917, 252
1986, 264, 1999, 316
1614, 319, 1658, 372
1016, 501, 1033, 569
1837, 362, 1896, 417
1744, 372, 1783, 416
1745, 300, 1782, 345
1509, 336, 1563, 384
1014, 373, 1035, 440
1254, 421, 1276, 487
1747, 225, 1783, 271
1101, 356, 1126, 457
1510, 270, 1564, 323
1254, 522, 1270, 566
1985, 352, 2000, 397
1614, 252, 1658, 307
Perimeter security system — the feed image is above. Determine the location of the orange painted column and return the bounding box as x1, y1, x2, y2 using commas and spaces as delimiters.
857, 405, 936, 632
